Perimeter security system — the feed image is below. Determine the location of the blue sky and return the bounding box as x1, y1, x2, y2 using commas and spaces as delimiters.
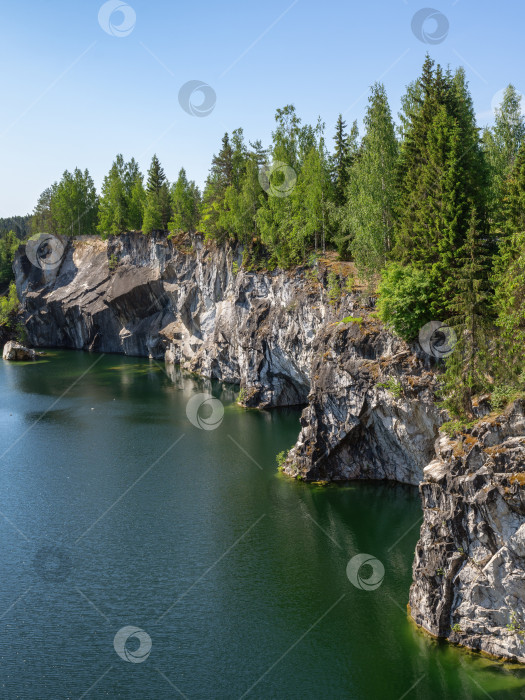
0, 0, 523, 217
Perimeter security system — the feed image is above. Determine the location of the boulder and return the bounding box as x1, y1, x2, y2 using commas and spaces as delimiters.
2, 341, 37, 361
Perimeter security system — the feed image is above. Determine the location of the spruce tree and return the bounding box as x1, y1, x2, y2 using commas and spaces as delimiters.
143, 155, 171, 233
441, 210, 493, 415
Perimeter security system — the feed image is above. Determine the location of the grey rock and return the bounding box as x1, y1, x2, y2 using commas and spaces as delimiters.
2, 341, 37, 361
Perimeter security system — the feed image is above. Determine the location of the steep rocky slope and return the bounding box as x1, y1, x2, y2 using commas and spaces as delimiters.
13, 231, 525, 663
410, 401, 525, 663
14, 231, 441, 484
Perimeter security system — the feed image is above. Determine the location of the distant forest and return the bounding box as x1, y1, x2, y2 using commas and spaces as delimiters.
3, 54, 525, 419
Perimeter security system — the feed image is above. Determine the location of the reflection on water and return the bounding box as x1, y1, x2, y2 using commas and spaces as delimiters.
0, 350, 523, 699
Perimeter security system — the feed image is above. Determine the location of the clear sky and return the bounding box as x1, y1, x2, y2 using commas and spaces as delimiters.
0, 0, 523, 217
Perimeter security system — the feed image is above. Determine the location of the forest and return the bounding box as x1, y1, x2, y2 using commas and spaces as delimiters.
2, 55, 525, 419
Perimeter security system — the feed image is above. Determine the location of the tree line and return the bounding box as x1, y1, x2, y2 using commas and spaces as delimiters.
13, 55, 525, 416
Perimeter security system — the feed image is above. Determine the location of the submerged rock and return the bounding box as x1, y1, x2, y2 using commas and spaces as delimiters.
2, 341, 37, 361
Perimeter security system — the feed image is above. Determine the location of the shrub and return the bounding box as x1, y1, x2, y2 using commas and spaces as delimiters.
0, 283, 19, 327
490, 384, 517, 411
276, 449, 289, 471
376, 376, 402, 398
377, 262, 436, 341
327, 271, 341, 304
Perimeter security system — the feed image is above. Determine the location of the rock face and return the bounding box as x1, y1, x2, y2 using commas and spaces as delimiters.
14, 232, 441, 485
409, 400, 525, 663
285, 321, 442, 484
14, 231, 525, 664
2, 341, 37, 361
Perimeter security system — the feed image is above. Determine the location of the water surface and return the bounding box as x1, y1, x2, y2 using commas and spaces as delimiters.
0, 350, 523, 699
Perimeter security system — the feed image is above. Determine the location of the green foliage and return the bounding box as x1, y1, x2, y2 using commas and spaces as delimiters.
143, 154, 171, 234
108, 253, 118, 272
440, 211, 493, 416
276, 449, 290, 471
51, 168, 98, 237
98, 155, 146, 237
0, 231, 20, 286
327, 271, 341, 304
490, 385, 518, 411
339, 315, 363, 325
393, 58, 487, 319
344, 275, 354, 293
376, 377, 402, 398
169, 168, 201, 233
507, 612, 525, 637
0, 282, 19, 327
451, 623, 462, 633
439, 419, 477, 437
332, 114, 358, 208
337, 83, 398, 276
483, 85, 525, 230
377, 262, 436, 340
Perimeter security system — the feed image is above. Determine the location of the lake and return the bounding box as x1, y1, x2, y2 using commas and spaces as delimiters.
0, 350, 523, 699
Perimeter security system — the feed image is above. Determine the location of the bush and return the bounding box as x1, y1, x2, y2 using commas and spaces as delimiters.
490, 384, 518, 411
327, 271, 341, 304
0, 283, 19, 327
376, 376, 402, 398
276, 449, 290, 471
377, 262, 436, 341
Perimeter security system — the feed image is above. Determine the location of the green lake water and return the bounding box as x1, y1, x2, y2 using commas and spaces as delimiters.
0, 350, 524, 699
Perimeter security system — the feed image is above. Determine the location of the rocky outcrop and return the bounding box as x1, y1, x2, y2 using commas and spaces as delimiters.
14, 231, 525, 664
2, 341, 37, 361
409, 401, 525, 663
15, 232, 441, 485
284, 321, 442, 484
